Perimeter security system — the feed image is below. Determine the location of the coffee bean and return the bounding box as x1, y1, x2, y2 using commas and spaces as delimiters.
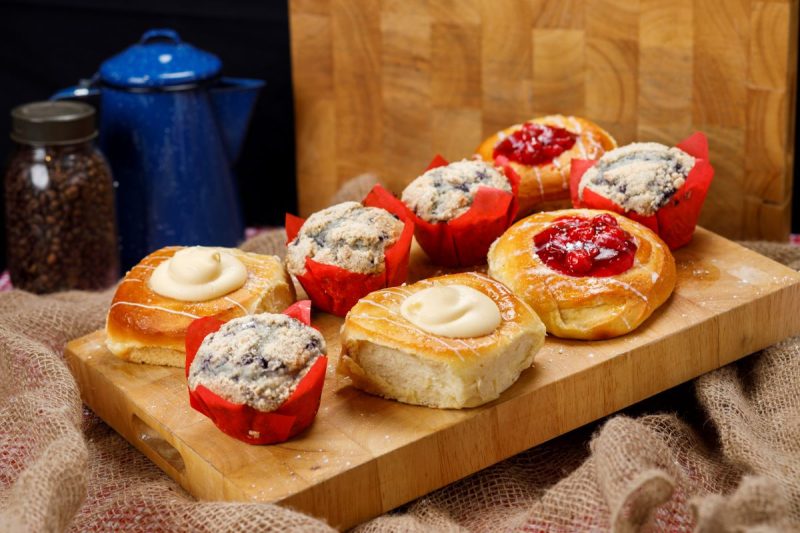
4, 142, 119, 293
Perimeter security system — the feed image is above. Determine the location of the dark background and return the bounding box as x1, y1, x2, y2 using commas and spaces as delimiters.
0, 0, 297, 271
0, 1, 798, 274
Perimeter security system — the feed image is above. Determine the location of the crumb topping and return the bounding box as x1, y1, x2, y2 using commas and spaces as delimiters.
401, 160, 511, 223
579, 142, 695, 216
188, 313, 326, 412
285, 202, 404, 275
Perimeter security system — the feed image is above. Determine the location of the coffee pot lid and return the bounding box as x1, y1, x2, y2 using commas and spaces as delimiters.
99, 29, 222, 89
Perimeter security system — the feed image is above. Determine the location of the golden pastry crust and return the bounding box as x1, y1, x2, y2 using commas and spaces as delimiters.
106, 247, 296, 367
339, 272, 546, 408
487, 209, 676, 340
476, 115, 617, 216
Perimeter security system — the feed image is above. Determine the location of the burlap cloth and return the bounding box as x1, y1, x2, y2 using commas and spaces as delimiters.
2, 178, 799, 532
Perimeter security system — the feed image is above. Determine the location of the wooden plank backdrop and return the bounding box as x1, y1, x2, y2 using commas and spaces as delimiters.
288, 0, 798, 240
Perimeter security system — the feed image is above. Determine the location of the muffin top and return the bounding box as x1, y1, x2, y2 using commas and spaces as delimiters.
578, 142, 695, 216
286, 202, 404, 275
402, 160, 511, 223
188, 313, 326, 412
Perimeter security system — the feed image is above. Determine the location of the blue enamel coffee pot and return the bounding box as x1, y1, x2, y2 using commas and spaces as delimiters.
53, 29, 263, 270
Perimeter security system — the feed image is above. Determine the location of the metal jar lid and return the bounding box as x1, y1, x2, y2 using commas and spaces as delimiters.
10, 101, 98, 145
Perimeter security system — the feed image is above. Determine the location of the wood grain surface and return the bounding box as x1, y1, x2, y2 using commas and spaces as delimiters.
289, 0, 798, 241
65, 229, 800, 529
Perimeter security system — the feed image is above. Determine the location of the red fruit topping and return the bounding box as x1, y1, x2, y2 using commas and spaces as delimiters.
534, 214, 637, 277
493, 123, 577, 166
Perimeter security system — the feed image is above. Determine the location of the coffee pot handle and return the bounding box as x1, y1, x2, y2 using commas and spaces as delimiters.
139, 29, 182, 45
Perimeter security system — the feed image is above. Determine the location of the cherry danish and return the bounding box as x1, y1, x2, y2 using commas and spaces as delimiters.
487, 209, 676, 340
494, 123, 577, 167
533, 214, 636, 278
477, 115, 617, 216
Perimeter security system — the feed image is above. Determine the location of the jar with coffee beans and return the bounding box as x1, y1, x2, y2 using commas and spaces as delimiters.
4, 101, 119, 293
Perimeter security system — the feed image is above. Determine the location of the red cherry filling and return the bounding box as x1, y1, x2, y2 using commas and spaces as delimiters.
493, 123, 577, 166
534, 214, 637, 277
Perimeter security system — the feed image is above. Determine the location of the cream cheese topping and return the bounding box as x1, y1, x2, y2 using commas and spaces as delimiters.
400, 284, 501, 338
148, 247, 247, 302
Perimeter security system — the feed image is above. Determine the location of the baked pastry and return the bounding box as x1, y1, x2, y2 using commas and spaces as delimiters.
286, 201, 404, 275
285, 185, 414, 316
397, 156, 519, 267
476, 115, 617, 215
402, 159, 512, 222
570, 132, 714, 249
106, 246, 295, 367
339, 272, 546, 408
185, 300, 327, 444
487, 209, 676, 340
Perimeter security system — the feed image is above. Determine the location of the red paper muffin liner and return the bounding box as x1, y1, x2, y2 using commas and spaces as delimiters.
394, 155, 520, 267
285, 185, 414, 317
570, 132, 714, 249
185, 300, 327, 445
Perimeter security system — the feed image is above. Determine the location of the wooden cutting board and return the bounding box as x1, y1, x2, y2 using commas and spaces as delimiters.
65, 229, 800, 529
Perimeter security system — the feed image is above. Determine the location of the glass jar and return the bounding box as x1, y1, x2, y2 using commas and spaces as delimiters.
4, 101, 119, 293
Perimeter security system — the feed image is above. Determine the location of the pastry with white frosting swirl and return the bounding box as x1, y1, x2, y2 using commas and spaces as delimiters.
400, 285, 502, 338
106, 246, 296, 368
339, 272, 546, 409
149, 247, 248, 302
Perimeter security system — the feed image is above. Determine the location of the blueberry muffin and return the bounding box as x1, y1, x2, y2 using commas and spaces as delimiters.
577, 143, 695, 217
401, 159, 511, 223
187, 313, 326, 412
285, 202, 404, 276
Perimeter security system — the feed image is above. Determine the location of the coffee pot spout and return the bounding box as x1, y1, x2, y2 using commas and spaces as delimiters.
210, 77, 265, 162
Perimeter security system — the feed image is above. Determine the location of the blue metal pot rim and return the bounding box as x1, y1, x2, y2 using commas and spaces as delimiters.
98, 74, 221, 93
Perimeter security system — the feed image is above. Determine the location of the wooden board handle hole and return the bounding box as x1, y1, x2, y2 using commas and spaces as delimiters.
131, 414, 186, 474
